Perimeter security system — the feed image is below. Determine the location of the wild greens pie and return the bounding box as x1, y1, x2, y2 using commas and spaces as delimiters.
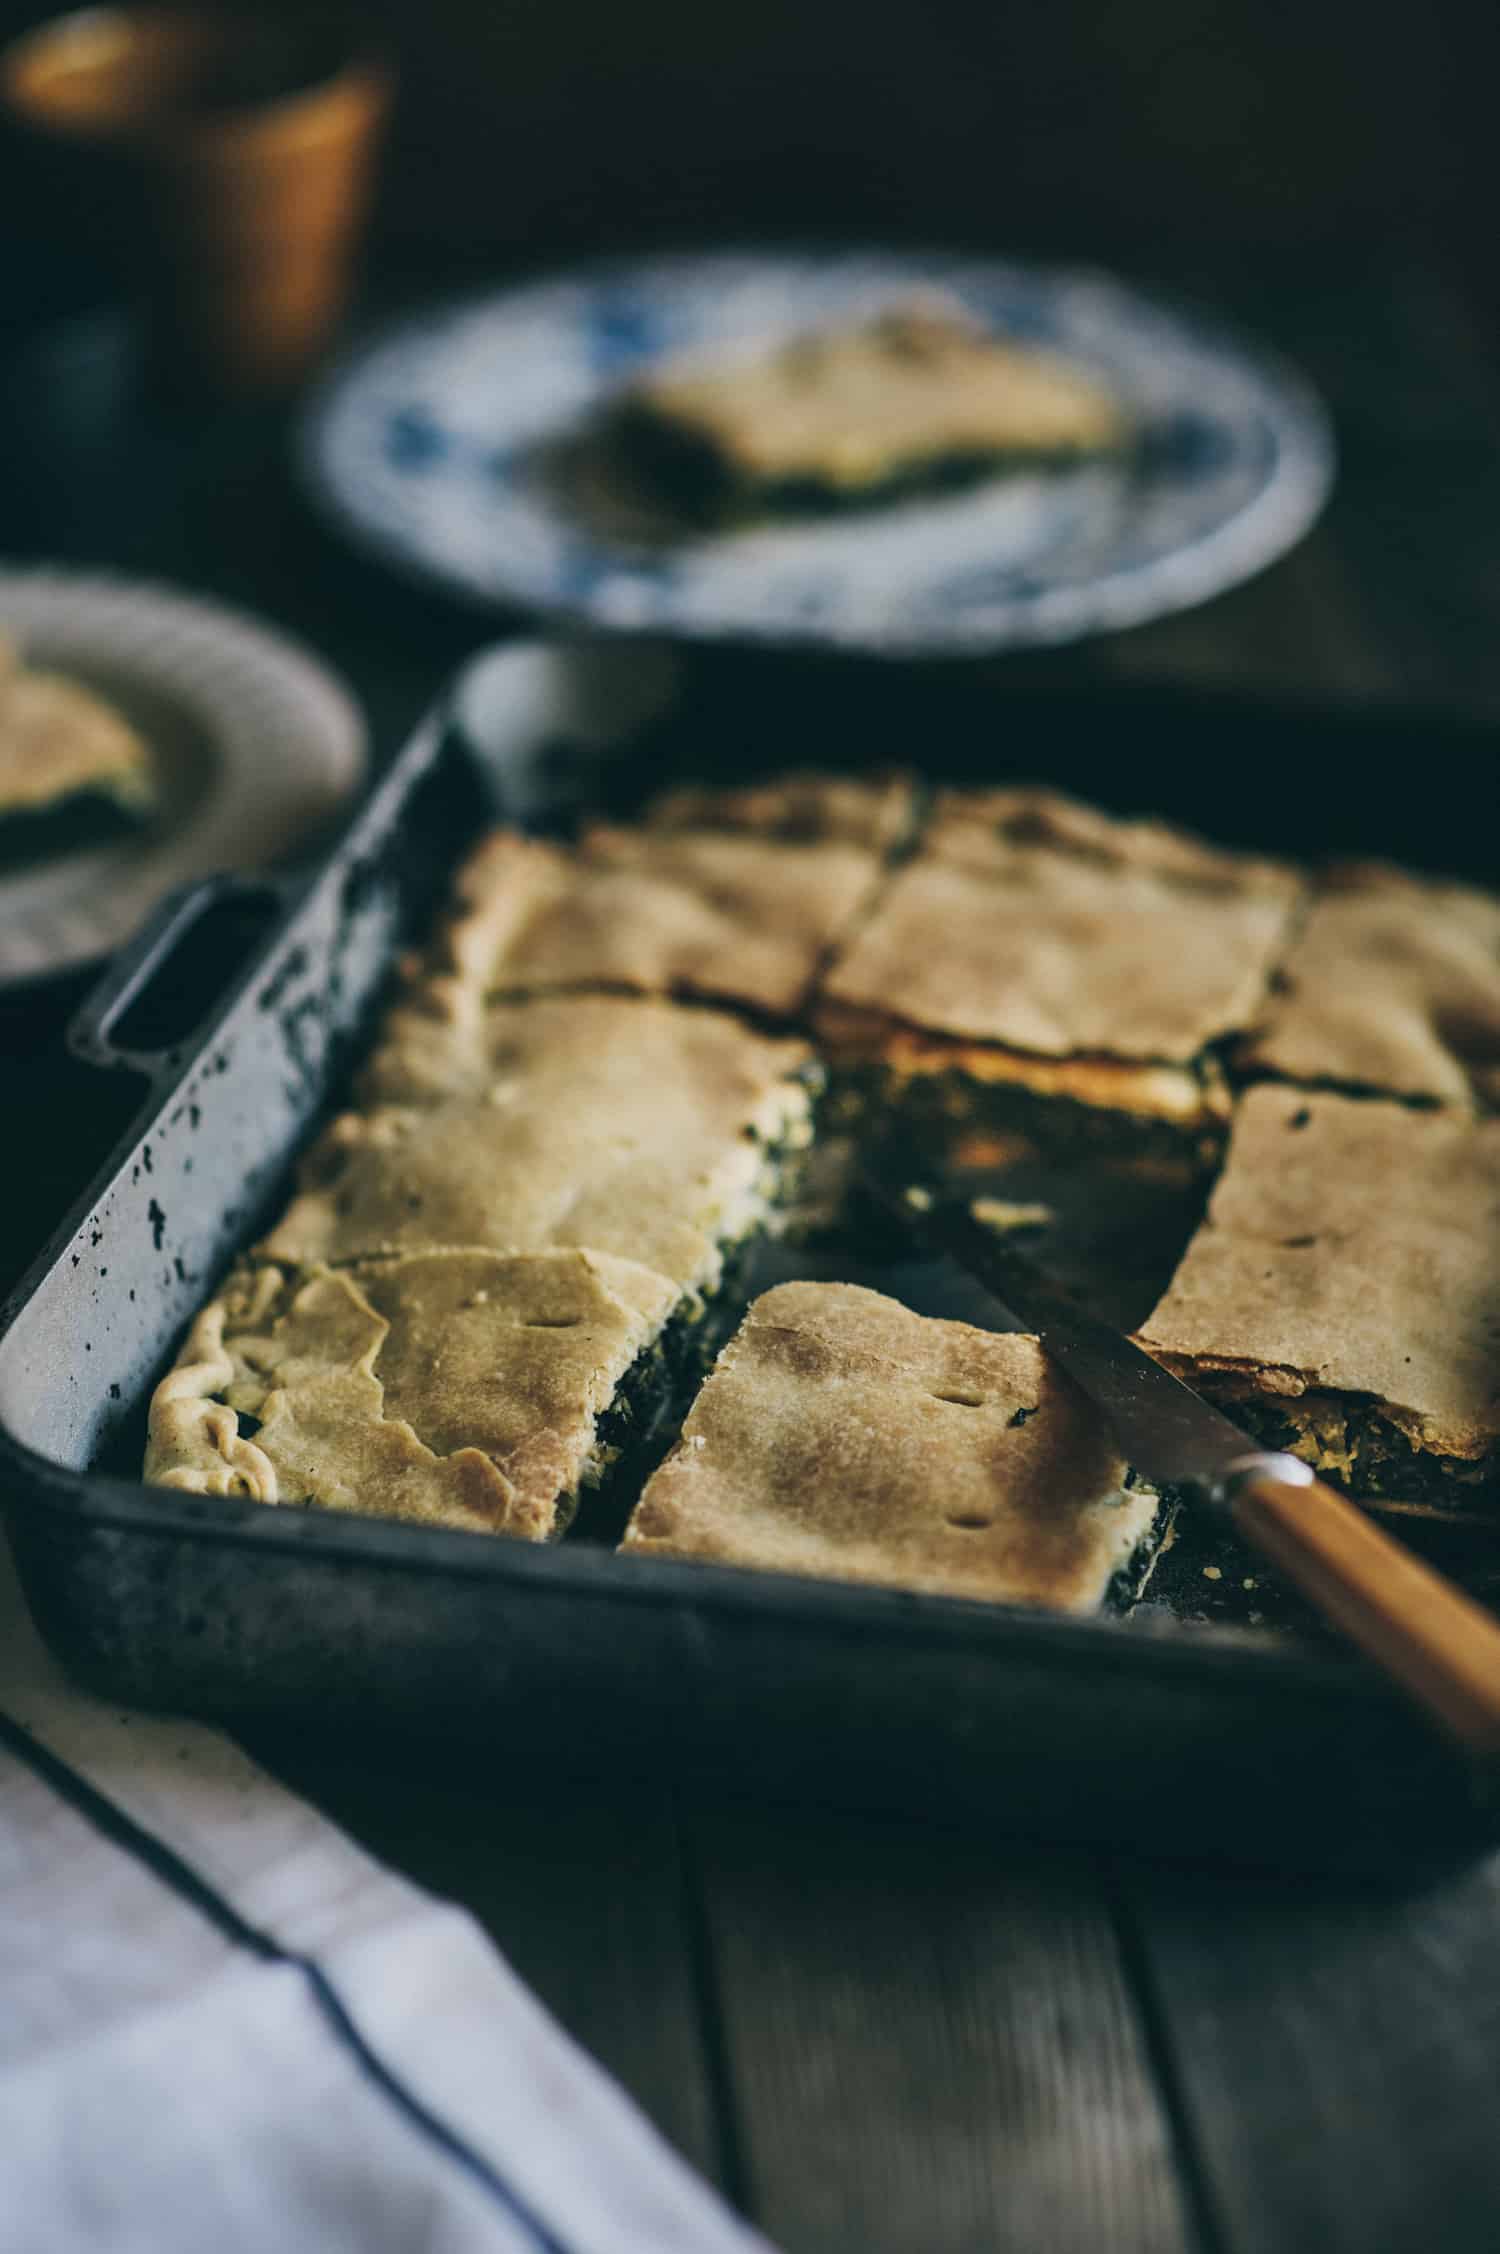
145, 766, 1500, 1564
1137, 1086, 1500, 1512
615, 302, 1127, 516
622, 1281, 1161, 1610
818, 787, 1302, 1158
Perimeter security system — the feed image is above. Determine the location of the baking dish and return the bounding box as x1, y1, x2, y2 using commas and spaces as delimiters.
2, 639, 1493, 1867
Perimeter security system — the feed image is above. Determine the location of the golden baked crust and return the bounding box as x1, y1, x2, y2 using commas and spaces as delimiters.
148, 994, 815, 1538
355, 971, 515, 1107
645, 769, 916, 854
145, 1250, 677, 1538
622, 1281, 1159, 1610
1137, 1086, 1500, 1465
435, 816, 900, 1020
1238, 862, 1500, 1109
625, 303, 1126, 492
0, 665, 153, 818
361, 982, 815, 1120
265, 994, 815, 1291
923, 784, 1291, 890
821, 788, 1301, 1067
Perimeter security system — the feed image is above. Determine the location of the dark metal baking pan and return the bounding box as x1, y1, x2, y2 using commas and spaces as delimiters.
2, 639, 1495, 1871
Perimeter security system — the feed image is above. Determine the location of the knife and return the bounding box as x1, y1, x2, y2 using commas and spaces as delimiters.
864, 1164, 1500, 1763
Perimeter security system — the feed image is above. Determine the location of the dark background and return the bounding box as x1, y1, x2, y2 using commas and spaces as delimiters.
2, 0, 1498, 303
370, 0, 1497, 286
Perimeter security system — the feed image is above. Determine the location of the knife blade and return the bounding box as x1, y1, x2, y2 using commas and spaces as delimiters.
861, 1155, 1500, 1763
859, 1163, 1267, 1502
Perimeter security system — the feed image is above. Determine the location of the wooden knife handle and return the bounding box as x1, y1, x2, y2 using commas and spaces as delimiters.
1229, 1460, 1500, 1760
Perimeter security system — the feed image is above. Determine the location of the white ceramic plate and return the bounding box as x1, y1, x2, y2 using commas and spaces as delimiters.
301, 248, 1335, 656
0, 569, 365, 987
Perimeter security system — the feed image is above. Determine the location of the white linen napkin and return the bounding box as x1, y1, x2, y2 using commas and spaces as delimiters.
0, 1536, 771, 2254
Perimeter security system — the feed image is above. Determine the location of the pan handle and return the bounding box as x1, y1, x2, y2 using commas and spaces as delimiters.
67, 873, 289, 1079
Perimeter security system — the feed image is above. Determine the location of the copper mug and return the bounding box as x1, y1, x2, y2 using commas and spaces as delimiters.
1, 7, 392, 393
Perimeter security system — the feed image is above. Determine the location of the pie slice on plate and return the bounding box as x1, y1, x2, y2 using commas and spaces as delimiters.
0, 651, 154, 867
614, 301, 1127, 515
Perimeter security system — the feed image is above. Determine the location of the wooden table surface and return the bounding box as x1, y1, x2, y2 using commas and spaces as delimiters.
5, 259, 1500, 2253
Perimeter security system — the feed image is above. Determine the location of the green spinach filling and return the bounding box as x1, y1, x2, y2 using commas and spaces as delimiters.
1216, 1396, 1498, 1515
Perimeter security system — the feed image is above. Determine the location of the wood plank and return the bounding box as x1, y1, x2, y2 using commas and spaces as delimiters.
376, 0, 1471, 267
241, 1733, 725, 2188
692, 1801, 1195, 2254
1117, 1849, 1500, 2254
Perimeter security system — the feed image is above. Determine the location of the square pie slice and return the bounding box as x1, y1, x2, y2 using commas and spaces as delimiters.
616, 302, 1126, 512
1237, 862, 1500, 1109
263, 995, 817, 1297
818, 786, 1301, 1151
1137, 1086, 1500, 1509
429, 774, 916, 1020
145, 1249, 680, 1539
621, 1281, 1160, 1610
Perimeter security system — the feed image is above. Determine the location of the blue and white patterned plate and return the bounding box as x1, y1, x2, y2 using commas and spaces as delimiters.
301, 250, 1334, 656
